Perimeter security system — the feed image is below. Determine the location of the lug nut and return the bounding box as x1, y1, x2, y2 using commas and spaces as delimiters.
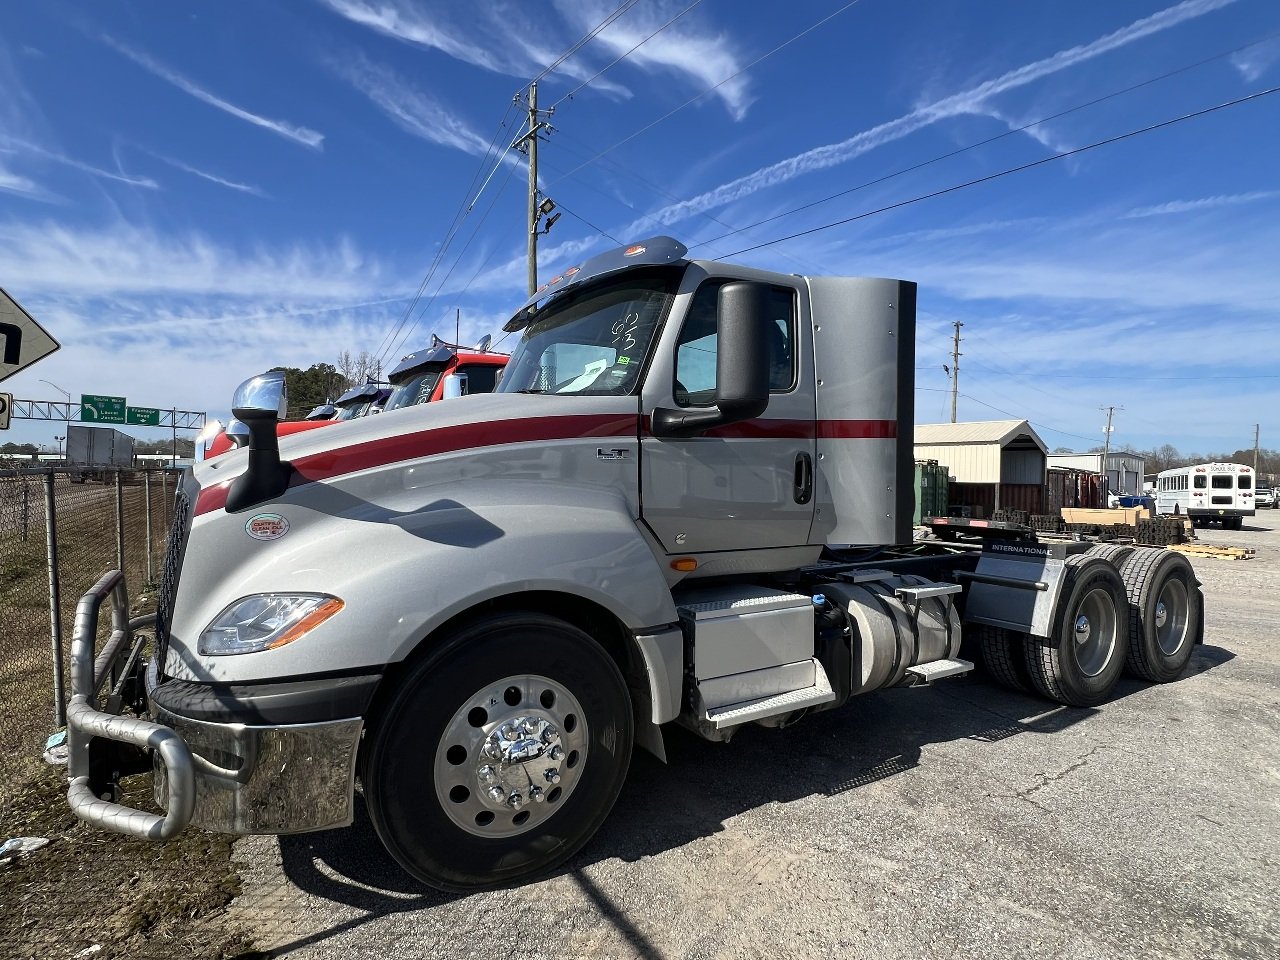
520, 717, 540, 736
541, 725, 558, 743
544, 768, 561, 785
548, 745, 564, 761
529, 787, 545, 803
502, 724, 520, 741
487, 786, 506, 802
482, 737, 502, 760
477, 765, 497, 785
507, 792, 525, 810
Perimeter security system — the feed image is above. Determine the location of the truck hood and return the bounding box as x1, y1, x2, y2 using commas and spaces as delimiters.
191, 392, 640, 512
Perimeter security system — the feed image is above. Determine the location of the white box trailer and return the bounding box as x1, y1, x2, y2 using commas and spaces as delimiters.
66, 425, 135, 468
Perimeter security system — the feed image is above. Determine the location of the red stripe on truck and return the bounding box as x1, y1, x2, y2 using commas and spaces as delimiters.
195, 414, 637, 515
195, 414, 898, 515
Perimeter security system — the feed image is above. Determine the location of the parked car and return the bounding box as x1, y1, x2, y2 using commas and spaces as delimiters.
1256, 485, 1276, 509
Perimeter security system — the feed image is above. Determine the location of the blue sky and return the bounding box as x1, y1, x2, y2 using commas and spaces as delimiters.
1, 0, 1277, 456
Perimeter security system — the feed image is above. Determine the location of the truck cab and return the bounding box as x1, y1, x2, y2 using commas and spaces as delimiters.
381, 338, 508, 412
65, 237, 1204, 894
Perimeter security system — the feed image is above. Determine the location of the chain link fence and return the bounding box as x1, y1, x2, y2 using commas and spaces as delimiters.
0, 469, 256, 959
1, 468, 175, 789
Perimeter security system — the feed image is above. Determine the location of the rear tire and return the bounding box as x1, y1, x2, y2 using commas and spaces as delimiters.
1024, 558, 1129, 707
977, 625, 1032, 692
1117, 550, 1201, 682
364, 613, 633, 892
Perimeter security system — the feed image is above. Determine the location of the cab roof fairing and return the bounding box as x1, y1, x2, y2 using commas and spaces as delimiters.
505, 236, 689, 332
334, 383, 391, 407
387, 344, 457, 383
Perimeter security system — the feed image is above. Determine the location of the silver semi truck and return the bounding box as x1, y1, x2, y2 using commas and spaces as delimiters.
65, 237, 1203, 891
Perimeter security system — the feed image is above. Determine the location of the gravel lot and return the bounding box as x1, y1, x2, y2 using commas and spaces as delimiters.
227, 521, 1277, 959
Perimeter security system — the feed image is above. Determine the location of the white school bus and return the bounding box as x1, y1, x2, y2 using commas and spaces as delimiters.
1155, 462, 1255, 529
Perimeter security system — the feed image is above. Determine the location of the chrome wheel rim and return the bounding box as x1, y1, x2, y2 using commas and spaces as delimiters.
1072, 587, 1117, 678
434, 674, 588, 838
1155, 578, 1190, 657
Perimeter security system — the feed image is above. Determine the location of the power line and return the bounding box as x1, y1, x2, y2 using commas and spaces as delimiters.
552, 0, 867, 185
549, 0, 708, 111
374, 101, 522, 363
687, 30, 1280, 253
386, 147, 526, 361
716, 84, 1280, 259
527, 0, 643, 89
918, 388, 1101, 444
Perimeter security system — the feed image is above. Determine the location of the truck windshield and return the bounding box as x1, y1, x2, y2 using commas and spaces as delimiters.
384, 369, 444, 412
497, 269, 678, 396
335, 402, 370, 421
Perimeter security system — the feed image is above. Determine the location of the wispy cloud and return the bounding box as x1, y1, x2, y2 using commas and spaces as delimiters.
1, 134, 158, 188
317, 0, 506, 72
1122, 191, 1280, 219
1230, 37, 1280, 81
0, 220, 384, 299
0, 162, 46, 199
630, 0, 1239, 231
146, 151, 267, 197
101, 35, 325, 149
551, 0, 752, 118
340, 55, 494, 156
316, 0, 628, 99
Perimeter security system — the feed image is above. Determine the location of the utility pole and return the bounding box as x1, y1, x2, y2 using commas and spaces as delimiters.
1101, 406, 1115, 459
1254, 423, 1260, 472
949, 321, 963, 423
517, 83, 557, 297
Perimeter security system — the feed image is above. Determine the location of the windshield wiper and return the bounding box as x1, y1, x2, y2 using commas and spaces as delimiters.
514, 388, 548, 394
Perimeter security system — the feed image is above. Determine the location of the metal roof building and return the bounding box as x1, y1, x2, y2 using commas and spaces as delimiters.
1046, 452, 1146, 496
914, 420, 1049, 517
914, 420, 1048, 484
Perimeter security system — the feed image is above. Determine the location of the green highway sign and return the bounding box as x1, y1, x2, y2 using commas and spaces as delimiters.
81, 394, 126, 424
126, 406, 160, 426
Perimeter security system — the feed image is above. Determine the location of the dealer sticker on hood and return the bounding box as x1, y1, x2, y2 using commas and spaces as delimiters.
246, 513, 290, 541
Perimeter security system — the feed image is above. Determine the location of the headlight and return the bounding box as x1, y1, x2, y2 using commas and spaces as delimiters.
199, 594, 344, 656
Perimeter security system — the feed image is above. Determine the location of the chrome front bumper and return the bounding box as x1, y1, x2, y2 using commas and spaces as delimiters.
66, 571, 362, 839
151, 702, 361, 835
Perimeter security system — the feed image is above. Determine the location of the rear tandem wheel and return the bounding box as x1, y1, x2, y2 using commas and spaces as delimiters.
1023, 557, 1129, 707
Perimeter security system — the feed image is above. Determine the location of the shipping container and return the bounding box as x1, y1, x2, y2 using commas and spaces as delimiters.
949, 482, 1044, 518
1046, 467, 1106, 513
914, 460, 950, 524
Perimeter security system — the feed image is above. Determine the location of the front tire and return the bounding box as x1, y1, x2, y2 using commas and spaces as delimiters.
364, 613, 633, 892
1024, 558, 1129, 707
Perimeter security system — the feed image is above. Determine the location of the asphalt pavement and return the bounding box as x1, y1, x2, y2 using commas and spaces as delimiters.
228, 519, 1280, 960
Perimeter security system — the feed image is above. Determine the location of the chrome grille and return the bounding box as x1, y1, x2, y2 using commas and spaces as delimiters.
155, 486, 192, 679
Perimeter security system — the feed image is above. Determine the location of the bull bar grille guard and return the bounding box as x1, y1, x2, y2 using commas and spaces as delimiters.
66, 570, 195, 840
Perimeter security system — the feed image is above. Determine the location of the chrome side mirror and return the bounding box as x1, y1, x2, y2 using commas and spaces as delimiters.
226, 370, 291, 512
232, 370, 288, 422
441, 372, 469, 399
225, 419, 250, 449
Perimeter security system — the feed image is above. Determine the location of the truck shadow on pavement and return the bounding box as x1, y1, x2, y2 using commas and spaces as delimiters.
258, 643, 1235, 957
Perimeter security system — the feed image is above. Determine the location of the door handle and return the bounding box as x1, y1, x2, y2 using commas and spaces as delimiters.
793, 452, 813, 505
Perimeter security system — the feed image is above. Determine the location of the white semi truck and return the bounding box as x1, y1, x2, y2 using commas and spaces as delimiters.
65, 237, 1203, 891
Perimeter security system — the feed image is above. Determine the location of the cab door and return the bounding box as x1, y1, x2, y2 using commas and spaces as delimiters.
640, 273, 815, 554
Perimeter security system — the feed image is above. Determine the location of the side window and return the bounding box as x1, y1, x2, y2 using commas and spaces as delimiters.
456, 364, 499, 395
674, 282, 795, 407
